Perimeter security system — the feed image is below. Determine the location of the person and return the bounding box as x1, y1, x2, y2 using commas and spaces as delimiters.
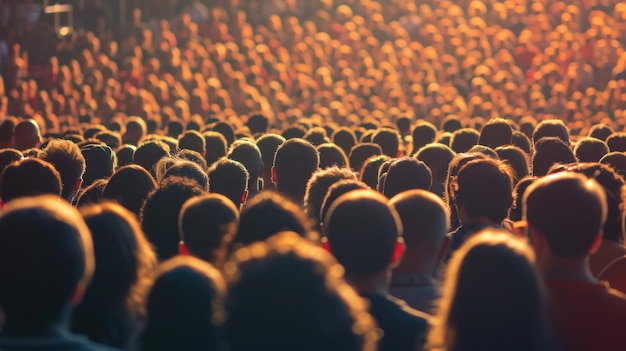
141, 176, 206, 261
324, 189, 430, 351
223, 231, 378, 351
207, 158, 249, 209
12, 119, 41, 151
227, 139, 263, 196
532, 119, 570, 146
414, 144, 455, 198
72, 202, 156, 350
389, 189, 450, 313
142, 256, 225, 351
303, 166, 356, 231
0, 195, 118, 350
448, 158, 514, 256
372, 128, 401, 158
427, 230, 557, 351
255, 133, 285, 190
123, 117, 147, 146
178, 130, 206, 157
0, 157, 62, 205
574, 137, 610, 162
319, 180, 371, 227
81, 144, 116, 187
102, 165, 157, 217
272, 138, 320, 206
133, 140, 170, 178
523, 172, 626, 351
162, 160, 209, 190
40, 139, 86, 203
382, 157, 432, 198
478, 118, 513, 149
179, 193, 239, 269
531, 137, 576, 177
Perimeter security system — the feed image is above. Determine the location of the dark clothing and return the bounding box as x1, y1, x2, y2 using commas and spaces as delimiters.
360, 293, 430, 351
0, 329, 120, 351
447, 222, 499, 261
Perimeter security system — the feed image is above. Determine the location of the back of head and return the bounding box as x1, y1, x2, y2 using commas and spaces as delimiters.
141, 177, 206, 261
247, 112, 269, 135
349, 143, 383, 175
478, 118, 513, 149
304, 127, 329, 146
1, 158, 62, 203
179, 193, 239, 267
450, 128, 479, 153
320, 180, 371, 226
81, 144, 116, 187
163, 160, 208, 190
207, 158, 249, 207
273, 138, 320, 202
133, 140, 170, 177
256, 133, 285, 173
233, 191, 315, 251
13, 119, 41, 151
0, 148, 22, 175
123, 117, 147, 146
441, 116, 462, 133
532, 137, 576, 176
524, 172, 607, 258
304, 166, 356, 229
317, 143, 349, 169
373, 128, 401, 158
453, 159, 514, 223
383, 157, 433, 198
532, 119, 570, 146
574, 137, 609, 163
415, 143, 456, 181
102, 165, 156, 216
178, 130, 206, 155
430, 230, 551, 351
589, 123, 614, 142
512, 131, 532, 155
224, 232, 377, 351
0, 117, 17, 145
325, 189, 402, 277
227, 140, 263, 192
606, 132, 626, 152
412, 121, 437, 152
40, 139, 86, 201
600, 152, 626, 178
0, 196, 93, 330
212, 121, 235, 147
116, 145, 136, 168
359, 155, 390, 189
143, 256, 225, 351
495, 146, 530, 181
203, 131, 228, 167
332, 127, 357, 156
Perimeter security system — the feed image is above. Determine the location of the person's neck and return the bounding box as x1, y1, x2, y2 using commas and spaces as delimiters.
347, 269, 390, 297
540, 256, 596, 283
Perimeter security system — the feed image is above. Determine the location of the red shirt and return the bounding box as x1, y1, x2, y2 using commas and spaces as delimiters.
546, 280, 626, 351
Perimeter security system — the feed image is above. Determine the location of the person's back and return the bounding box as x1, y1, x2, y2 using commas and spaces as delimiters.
0, 196, 119, 351
524, 172, 626, 351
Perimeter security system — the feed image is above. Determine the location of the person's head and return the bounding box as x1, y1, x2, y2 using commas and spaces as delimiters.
73, 202, 156, 347
207, 158, 249, 208
304, 166, 356, 230
495, 145, 530, 182
223, 232, 377, 351
116, 145, 136, 168
429, 230, 553, 351
228, 140, 263, 194
320, 180, 371, 227
102, 165, 156, 216
40, 139, 86, 202
512, 131, 532, 155
162, 160, 209, 190
452, 159, 514, 224
412, 121, 437, 153
574, 137, 609, 162
317, 143, 349, 168
478, 118, 513, 149
81, 144, 117, 187
143, 256, 226, 351
0, 157, 62, 203
179, 193, 239, 268
588, 123, 614, 141
441, 116, 462, 133
0, 117, 17, 148
332, 127, 357, 156
325, 189, 403, 278
141, 176, 206, 261
233, 191, 317, 251
176, 148, 208, 169
76, 178, 107, 207
605, 132, 626, 152
13, 119, 41, 151
123, 117, 147, 146
383, 157, 433, 198
450, 128, 479, 153
0, 148, 22, 176
0, 195, 94, 331
272, 138, 320, 204
415, 143, 455, 182
178, 130, 206, 156
212, 121, 235, 147
531, 137, 576, 177
304, 127, 329, 146
246, 112, 269, 135
134, 140, 170, 177
349, 143, 383, 175
524, 172, 607, 261
166, 120, 184, 138
203, 131, 228, 166
600, 152, 626, 178
509, 176, 538, 222
372, 128, 401, 158
532, 119, 570, 146
359, 155, 390, 189
389, 190, 450, 275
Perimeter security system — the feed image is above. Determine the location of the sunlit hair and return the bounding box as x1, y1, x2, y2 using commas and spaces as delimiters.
223, 231, 378, 351
73, 202, 156, 348
428, 230, 555, 351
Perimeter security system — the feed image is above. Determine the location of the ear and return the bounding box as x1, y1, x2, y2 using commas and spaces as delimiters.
436, 235, 452, 265
179, 240, 189, 255
240, 189, 249, 206
321, 236, 331, 252
397, 150, 402, 158
589, 232, 603, 254
391, 237, 406, 267
271, 166, 277, 184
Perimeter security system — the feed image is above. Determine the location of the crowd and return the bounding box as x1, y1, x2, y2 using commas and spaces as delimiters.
1, 0, 626, 350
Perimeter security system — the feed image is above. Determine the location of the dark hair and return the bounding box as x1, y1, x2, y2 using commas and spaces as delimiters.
81, 144, 116, 187
478, 118, 513, 149
116, 145, 136, 168
444, 153, 487, 227
452, 159, 514, 223
468, 144, 498, 159
0, 117, 17, 142
0, 148, 23, 175
212, 121, 235, 147
94, 131, 122, 150
143, 256, 226, 351
532, 119, 570, 145
574, 137, 609, 163
512, 131, 532, 155
349, 143, 383, 175
282, 125, 307, 140
163, 160, 209, 190
524, 172, 607, 257
1, 158, 62, 202
532, 137, 576, 177
415, 143, 455, 181
39, 139, 86, 201
73, 202, 156, 348
76, 178, 108, 207
373, 128, 401, 158
223, 232, 377, 351
304, 127, 329, 146
207, 158, 249, 208
509, 176, 537, 222
273, 138, 320, 203
304, 167, 356, 230
179, 130, 206, 155
450, 128, 479, 153
589, 123, 614, 141
317, 143, 349, 169
412, 121, 437, 153
320, 180, 370, 227
141, 177, 206, 261
606, 132, 626, 152
0, 196, 94, 329
203, 131, 228, 167
441, 116, 462, 133
228, 140, 263, 194
167, 120, 184, 138
325, 189, 402, 277
359, 155, 390, 189
134, 140, 170, 177
332, 127, 357, 156
102, 165, 156, 216
600, 152, 626, 178
256, 134, 285, 171
383, 157, 432, 198
177, 149, 208, 170
247, 112, 269, 134
496, 146, 530, 182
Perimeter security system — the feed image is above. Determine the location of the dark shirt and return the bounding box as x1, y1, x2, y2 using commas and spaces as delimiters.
0, 329, 120, 351
360, 294, 430, 351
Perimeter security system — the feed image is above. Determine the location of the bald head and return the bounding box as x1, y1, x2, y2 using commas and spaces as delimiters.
13, 120, 41, 151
